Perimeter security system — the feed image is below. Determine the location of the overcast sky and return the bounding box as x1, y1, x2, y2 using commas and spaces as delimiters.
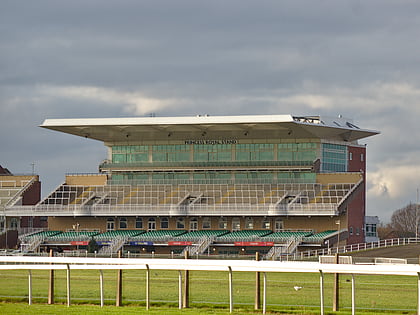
1, 1, 420, 222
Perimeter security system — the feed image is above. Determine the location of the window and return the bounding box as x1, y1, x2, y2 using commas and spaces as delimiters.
176, 217, 185, 229
160, 217, 169, 229
360, 154, 364, 162
232, 217, 241, 231
135, 217, 143, 229
237, 144, 274, 161
365, 224, 377, 237
262, 218, 270, 230
148, 218, 156, 231
349, 152, 353, 161
28, 217, 34, 228
245, 217, 254, 229
349, 226, 353, 235
274, 219, 283, 232
119, 217, 127, 229
106, 218, 115, 231
202, 217, 211, 229
278, 142, 317, 162
219, 217, 227, 230
10, 218, 18, 230
321, 143, 347, 172
356, 227, 360, 236
189, 218, 198, 231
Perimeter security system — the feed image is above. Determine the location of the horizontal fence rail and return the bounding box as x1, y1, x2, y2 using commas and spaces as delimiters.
1, 256, 420, 314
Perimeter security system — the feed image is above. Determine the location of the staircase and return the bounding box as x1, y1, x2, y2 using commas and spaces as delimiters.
182, 237, 213, 255
265, 245, 286, 260
22, 236, 44, 253
265, 237, 302, 260
99, 237, 127, 255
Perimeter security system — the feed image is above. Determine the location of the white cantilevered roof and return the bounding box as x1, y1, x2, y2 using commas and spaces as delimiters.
40, 114, 379, 143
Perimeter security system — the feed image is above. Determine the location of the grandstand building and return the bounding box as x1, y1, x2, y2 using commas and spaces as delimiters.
6, 115, 379, 256
0, 165, 43, 248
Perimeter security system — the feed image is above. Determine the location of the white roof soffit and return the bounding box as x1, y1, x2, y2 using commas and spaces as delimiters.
40, 114, 379, 143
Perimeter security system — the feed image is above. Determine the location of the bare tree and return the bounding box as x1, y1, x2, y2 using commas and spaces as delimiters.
390, 203, 419, 237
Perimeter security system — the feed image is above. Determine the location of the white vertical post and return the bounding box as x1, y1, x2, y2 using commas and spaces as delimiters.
146, 264, 150, 310
228, 266, 233, 313
66, 264, 71, 307
28, 270, 32, 305
319, 270, 324, 315
352, 274, 356, 315
262, 272, 267, 314
178, 270, 182, 309
99, 270, 104, 307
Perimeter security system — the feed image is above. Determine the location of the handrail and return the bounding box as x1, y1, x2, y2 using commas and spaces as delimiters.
299, 237, 420, 259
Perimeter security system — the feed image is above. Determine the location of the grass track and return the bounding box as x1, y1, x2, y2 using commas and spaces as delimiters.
0, 269, 417, 314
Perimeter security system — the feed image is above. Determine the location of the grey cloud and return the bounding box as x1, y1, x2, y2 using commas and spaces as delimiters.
2, 1, 420, 222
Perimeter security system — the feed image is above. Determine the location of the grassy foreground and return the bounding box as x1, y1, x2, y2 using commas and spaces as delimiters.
0, 269, 417, 314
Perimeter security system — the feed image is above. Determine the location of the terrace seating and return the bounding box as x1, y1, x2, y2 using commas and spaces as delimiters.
130, 230, 186, 241
47, 231, 99, 242
95, 230, 144, 241
0, 190, 18, 206
302, 230, 337, 243
20, 230, 62, 243
310, 184, 354, 204
176, 230, 228, 241
38, 181, 358, 214
262, 231, 312, 243
216, 230, 272, 241
41, 185, 84, 205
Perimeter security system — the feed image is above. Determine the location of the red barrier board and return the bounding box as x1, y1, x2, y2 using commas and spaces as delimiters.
70, 241, 89, 246
234, 241, 274, 247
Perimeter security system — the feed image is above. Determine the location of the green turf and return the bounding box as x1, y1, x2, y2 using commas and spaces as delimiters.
0, 269, 417, 314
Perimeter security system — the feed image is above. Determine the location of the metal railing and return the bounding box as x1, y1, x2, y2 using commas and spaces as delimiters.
300, 237, 420, 259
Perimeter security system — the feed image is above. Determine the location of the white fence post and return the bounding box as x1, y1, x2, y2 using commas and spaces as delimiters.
146, 264, 150, 310
228, 266, 233, 313
66, 264, 71, 307
319, 270, 324, 315
263, 272, 267, 314
28, 270, 32, 305
352, 274, 356, 315
99, 270, 104, 307
178, 270, 182, 309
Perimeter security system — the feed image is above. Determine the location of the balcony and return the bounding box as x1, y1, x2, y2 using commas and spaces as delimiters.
4, 203, 338, 217
99, 160, 315, 171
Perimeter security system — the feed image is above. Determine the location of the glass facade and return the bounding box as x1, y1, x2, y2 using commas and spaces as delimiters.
321, 143, 348, 172
110, 170, 317, 184
111, 142, 318, 164
108, 142, 350, 183
278, 143, 317, 161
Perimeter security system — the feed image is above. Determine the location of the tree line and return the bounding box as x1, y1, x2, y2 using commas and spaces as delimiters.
378, 203, 420, 239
